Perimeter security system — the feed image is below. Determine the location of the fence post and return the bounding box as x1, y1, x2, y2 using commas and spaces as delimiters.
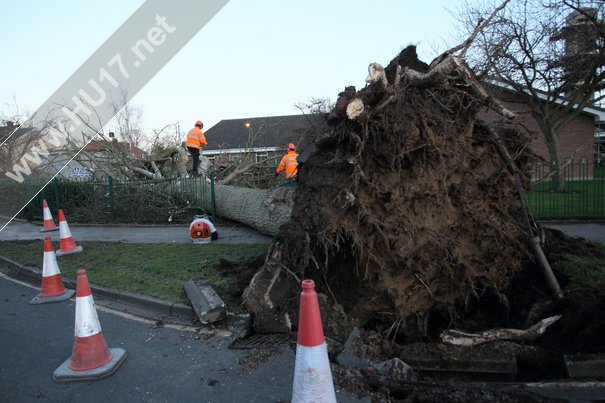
210, 171, 217, 223
53, 177, 61, 210
108, 176, 115, 221
25, 180, 35, 220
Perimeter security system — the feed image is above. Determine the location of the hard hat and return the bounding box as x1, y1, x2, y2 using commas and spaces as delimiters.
288, 143, 296, 151
195, 120, 203, 127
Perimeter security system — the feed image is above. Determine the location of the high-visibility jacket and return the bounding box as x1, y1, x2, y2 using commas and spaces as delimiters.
277, 151, 299, 179
186, 127, 207, 149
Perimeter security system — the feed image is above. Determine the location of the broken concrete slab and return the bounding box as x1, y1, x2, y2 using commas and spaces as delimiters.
184, 278, 227, 324
373, 358, 417, 382
336, 327, 370, 369
565, 354, 605, 379
407, 356, 517, 381
399, 342, 518, 381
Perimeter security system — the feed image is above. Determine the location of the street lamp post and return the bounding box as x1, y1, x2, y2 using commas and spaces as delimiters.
244, 122, 253, 147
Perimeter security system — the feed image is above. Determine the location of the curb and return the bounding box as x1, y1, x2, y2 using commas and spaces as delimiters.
541, 219, 605, 224
0, 255, 195, 320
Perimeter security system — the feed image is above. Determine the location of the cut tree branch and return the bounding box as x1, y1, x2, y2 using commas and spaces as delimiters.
440, 315, 562, 346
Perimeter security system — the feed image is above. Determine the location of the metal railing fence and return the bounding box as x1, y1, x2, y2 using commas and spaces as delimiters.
528, 163, 604, 220
1, 174, 216, 224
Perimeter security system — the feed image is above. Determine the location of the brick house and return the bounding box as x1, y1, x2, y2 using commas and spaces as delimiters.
481, 99, 604, 178
202, 114, 321, 169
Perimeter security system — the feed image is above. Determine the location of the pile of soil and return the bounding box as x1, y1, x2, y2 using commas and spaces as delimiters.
243, 46, 533, 338
225, 45, 605, 400
226, 230, 605, 401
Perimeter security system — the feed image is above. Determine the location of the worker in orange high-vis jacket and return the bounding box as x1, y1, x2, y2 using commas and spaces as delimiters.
276, 143, 299, 185
186, 120, 207, 176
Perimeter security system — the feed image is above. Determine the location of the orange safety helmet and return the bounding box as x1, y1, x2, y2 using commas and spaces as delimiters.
195, 120, 203, 127
287, 143, 296, 151
190, 220, 212, 239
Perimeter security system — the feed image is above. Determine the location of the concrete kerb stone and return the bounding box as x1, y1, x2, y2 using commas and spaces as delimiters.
565, 354, 605, 379
184, 278, 227, 324
0, 255, 195, 320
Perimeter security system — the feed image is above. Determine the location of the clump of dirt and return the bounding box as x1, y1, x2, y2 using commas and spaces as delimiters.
244, 45, 532, 338
215, 254, 265, 313
217, 254, 265, 298
230, 45, 605, 400
538, 229, 605, 355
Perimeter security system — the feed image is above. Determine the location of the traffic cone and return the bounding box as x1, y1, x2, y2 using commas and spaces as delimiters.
29, 237, 75, 304
55, 210, 83, 256
292, 279, 337, 403
40, 199, 59, 232
53, 269, 127, 382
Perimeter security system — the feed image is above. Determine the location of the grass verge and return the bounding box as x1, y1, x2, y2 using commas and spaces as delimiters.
0, 240, 269, 305
556, 243, 605, 296
528, 178, 605, 219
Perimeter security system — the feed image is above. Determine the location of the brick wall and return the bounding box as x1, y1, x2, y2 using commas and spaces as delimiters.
480, 101, 595, 176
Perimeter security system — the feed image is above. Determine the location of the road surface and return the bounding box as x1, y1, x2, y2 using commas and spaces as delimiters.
0, 274, 362, 402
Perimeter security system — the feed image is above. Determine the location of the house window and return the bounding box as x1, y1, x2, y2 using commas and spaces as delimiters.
229, 153, 243, 164
255, 151, 268, 164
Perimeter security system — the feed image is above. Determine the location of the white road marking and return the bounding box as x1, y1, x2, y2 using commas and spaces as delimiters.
0, 272, 230, 336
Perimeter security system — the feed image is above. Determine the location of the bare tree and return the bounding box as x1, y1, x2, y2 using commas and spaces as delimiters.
109, 88, 147, 149
458, 0, 605, 191
294, 97, 334, 115
218, 119, 277, 186
0, 99, 52, 178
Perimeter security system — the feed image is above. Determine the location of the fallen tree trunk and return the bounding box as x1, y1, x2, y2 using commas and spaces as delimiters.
213, 185, 293, 236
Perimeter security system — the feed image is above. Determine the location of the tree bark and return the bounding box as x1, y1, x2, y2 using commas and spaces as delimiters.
545, 127, 565, 192
212, 184, 293, 236
440, 315, 561, 347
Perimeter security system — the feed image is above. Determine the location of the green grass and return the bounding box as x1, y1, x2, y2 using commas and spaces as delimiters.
555, 244, 605, 297
528, 177, 605, 219
0, 241, 269, 304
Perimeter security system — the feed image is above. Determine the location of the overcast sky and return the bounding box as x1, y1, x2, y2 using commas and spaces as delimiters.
0, 0, 465, 139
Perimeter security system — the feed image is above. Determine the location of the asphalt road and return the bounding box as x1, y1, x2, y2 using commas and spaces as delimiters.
0, 275, 364, 403
545, 222, 605, 245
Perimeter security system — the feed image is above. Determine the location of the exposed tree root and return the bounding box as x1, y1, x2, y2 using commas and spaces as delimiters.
244, 46, 533, 340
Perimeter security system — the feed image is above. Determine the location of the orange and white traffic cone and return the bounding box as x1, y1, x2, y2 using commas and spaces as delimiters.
53, 269, 127, 382
40, 199, 59, 232
29, 236, 75, 304
292, 279, 337, 403
55, 209, 83, 256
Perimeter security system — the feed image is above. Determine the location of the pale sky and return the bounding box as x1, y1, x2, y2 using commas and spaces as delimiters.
0, 0, 465, 142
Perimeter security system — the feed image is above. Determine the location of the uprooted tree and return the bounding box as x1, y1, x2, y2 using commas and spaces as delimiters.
241, 44, 550, 338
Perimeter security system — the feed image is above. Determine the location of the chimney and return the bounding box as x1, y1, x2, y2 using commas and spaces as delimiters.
553, 7, 600, 100
563, 8, 598, 58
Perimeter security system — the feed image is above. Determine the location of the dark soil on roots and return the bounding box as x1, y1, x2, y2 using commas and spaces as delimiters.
226, 46, 605, 401
245, 45, 534, 336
